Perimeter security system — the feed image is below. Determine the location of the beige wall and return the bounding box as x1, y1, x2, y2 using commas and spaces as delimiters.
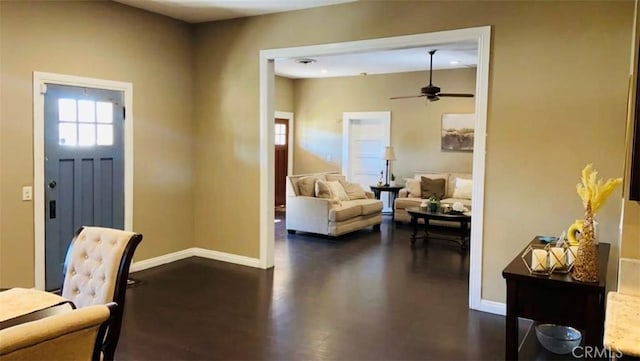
0, 0, 195, 287
193, 1, 633, 302
275, 76, 295, 113
292, 69, 475, 177
0, 0, 634, 304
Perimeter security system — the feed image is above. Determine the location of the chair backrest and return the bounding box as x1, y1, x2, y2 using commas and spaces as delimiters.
61, 226, 143, 361
0, 304, 112, 360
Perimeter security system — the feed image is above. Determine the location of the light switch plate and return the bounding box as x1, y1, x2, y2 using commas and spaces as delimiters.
22, 186, 33, 201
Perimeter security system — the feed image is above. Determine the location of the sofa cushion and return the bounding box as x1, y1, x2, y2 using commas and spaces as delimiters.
447, 173, 472, 198
339, 180, 367, 200
298, 176, 321, 197
421, 177, 446, 199
414, 173, 449, 195
315, 180, 333, 199
451, 177, 472, 200
356, 199, 384, 215
325, 174, 346, 182
327, 181, 349, 201
328, 203, 362, 222
395, 197, 423, 210
405, 179, 421, 198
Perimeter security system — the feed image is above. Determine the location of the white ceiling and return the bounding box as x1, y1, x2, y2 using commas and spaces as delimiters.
275, 42, 478, 79
113, 0, 478, 79
113, 0, 356, 23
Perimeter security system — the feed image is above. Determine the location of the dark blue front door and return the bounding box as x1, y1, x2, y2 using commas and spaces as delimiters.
44, 84, 125, 290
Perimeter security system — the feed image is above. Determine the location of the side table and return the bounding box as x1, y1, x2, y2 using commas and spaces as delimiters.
502, 239, 610, 360
369, 185, 403, 219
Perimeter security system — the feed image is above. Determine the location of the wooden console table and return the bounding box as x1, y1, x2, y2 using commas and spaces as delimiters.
502, 239, 610, 360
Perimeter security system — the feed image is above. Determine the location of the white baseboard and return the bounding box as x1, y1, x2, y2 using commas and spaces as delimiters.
477, 299, 506, 316
130, 247, 261, 273
130, 248, 197, 272
193, 248, 261, 268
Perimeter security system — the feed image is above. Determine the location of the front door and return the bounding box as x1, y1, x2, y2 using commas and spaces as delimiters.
44, 84, 125, 291
274, 118, 289, 208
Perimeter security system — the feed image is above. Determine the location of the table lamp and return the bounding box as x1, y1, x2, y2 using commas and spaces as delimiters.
383, 146, 396, 186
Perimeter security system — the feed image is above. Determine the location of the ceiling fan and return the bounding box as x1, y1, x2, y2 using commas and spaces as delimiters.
390, 49, 475, 102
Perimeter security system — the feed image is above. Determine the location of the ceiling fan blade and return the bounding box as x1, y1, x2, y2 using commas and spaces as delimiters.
438, 93, 475, 98
389, 95, 427, 100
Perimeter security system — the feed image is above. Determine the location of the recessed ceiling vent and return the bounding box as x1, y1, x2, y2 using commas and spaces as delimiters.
295, 58, 317, 64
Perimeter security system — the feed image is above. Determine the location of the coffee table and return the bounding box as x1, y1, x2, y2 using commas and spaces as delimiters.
406, 207, 471, 249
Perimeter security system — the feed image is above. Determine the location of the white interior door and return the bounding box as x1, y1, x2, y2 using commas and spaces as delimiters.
342, 111, 391, 211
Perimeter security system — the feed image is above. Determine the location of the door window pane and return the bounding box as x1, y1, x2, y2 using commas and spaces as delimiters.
78, 100, 95, 123
96, 102, 113, 123
97, 124, 113, 145
275, 123, 286, 145
59, 123, 77, 145
58, 99, 77, 122
78, 124, 96, 146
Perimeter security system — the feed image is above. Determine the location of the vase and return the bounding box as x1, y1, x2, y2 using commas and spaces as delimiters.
571, 202, 599, 283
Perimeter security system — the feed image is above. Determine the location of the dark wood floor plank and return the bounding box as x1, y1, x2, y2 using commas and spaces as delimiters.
117, 215, 506, 360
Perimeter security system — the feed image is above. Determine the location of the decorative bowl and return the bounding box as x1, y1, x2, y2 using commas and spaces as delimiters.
534, 324, 582, 354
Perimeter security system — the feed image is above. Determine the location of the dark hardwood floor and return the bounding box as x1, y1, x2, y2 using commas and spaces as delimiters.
116, 214, 507, 360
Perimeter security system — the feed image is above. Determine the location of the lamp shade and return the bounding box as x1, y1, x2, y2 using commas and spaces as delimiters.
383, 146, 396, 161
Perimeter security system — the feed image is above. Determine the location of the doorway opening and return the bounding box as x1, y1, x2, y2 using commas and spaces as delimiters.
260, 26, 495, 314
274, 111, 294, 213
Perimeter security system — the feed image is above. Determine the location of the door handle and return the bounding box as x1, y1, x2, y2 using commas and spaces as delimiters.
48, 180, 57, 189
49, 201, 56, 219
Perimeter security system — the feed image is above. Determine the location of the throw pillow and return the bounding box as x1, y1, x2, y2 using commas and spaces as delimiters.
404, 179, 422, 198
327, 181, 350, 201
325, 174, 346, 182
297, 176, 318, 197
420, 176, 446, 199
452, 177, 473, 200
339, 180, 367, 200
315, 180, 333, 199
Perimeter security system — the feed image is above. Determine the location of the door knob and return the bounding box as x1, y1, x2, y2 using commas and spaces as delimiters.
48, 180, 57, 189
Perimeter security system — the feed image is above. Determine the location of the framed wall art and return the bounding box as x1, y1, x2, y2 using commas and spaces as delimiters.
441, 113, 475, 152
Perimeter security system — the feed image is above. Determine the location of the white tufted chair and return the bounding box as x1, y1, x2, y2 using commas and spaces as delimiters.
61, 226, 143, 361
0, 303, 116, 361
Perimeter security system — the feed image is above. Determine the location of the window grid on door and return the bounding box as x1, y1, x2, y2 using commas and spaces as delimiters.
58, 98, 114, 146
275, 123, 286, 146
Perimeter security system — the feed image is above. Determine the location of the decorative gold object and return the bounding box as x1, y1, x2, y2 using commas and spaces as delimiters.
521, 243, 555, 276
571, 164, 622, 283
549, 244, 571, 274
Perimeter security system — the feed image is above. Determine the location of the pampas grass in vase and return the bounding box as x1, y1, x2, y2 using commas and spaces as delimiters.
572, 164, 622, 283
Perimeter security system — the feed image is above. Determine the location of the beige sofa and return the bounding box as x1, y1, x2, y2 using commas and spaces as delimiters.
286, 172, 383, 236
394, 172, 472, 224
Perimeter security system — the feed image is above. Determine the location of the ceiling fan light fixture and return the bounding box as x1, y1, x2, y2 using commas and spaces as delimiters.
295, 58, 317, 65
389, 49, 474, 102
